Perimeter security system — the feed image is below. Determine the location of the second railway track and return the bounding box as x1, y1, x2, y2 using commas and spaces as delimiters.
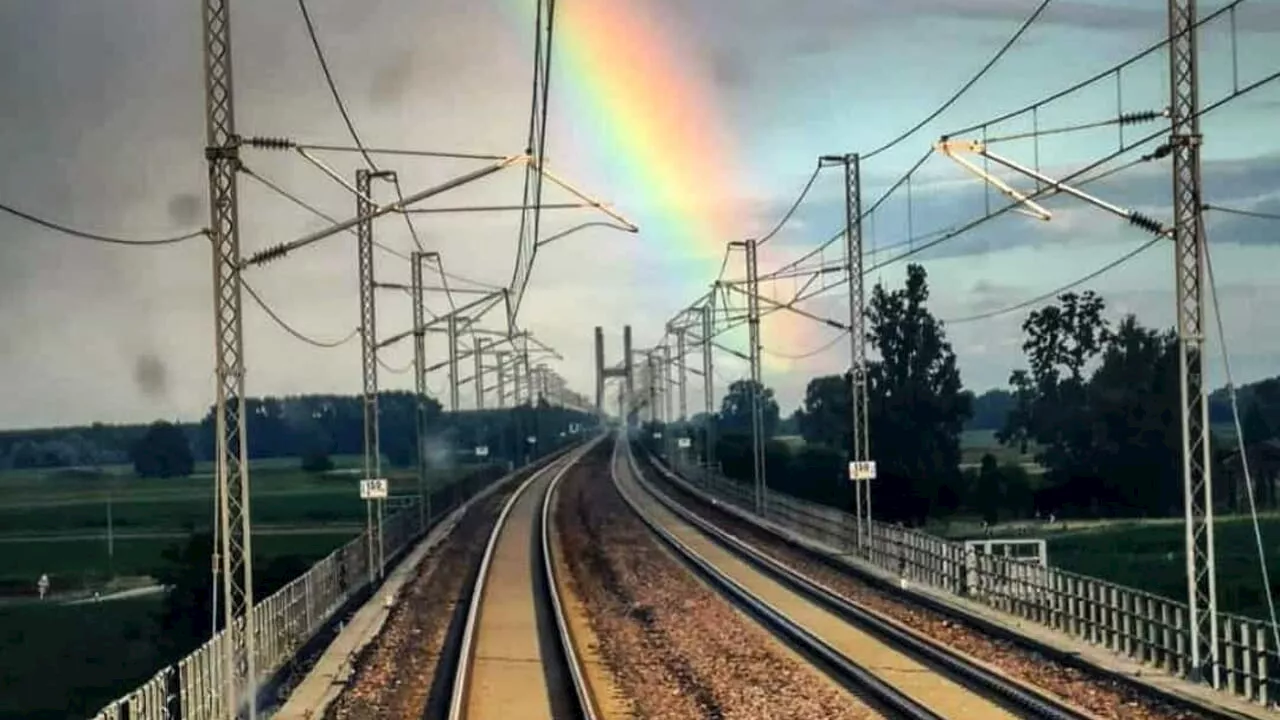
444, 437, 602, 720
613, 434, 1100, 720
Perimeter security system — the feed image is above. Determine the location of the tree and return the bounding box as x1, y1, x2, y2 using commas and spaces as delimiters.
1000, 291, 1110, 513
1086, 315, 1180, 516
864, 264, 971, 523
130, 421, 194, 478
967, 389, 1014, 431
796, 375, 850, 450
718, 379, 780, 438
1244, 401, 1273, 445
974, 453, 1003, 524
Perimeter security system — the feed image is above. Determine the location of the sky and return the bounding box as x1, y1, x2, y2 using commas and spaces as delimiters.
0, 0, 1278, 430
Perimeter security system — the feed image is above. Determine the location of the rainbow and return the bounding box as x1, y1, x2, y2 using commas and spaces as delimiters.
501, 0, 829, 371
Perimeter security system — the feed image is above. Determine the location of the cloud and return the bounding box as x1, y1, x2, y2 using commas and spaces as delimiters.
134, 354, 169, 399
167, 194, 203, 227
368, 48, 417, 108
2, 0, 1277, 428
760, 152, 1280, 262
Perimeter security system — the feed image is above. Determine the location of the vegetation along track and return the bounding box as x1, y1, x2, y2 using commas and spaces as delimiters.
444, 438, 602, 720
636, 446, 1234, 720
557, 436, 877, 718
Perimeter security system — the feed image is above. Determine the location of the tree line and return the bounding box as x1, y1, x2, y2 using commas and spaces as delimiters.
0, 393, 596, 478
649, 264, 1280, 526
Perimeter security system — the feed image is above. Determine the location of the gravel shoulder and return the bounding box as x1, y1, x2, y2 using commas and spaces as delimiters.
556, 443, 879, 720
322, 492, 507, 719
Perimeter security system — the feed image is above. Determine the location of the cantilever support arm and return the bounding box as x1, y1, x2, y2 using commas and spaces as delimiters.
241, 154, 527, 268
534, 161, 639, 233
723, 284, 848, 332
935, 140, 1052, 221
937, 139, 1171, 235
974, 144, 1171, 235
377, 290, 505, 349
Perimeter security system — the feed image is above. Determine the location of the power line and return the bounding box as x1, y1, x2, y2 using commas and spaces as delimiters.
377, 356, 413, 374
663, 6, 1280, 358
942, 236, 1164, 325
1204, 203, 1280, 221
863, 0, 1053, 160
244, 280, 359, 348
760, 330, 849, 361
1204, 231, 1280, 659
241, 165, 501, 295
864, 64, 1280, 277
945, 0, 1248, 138
0, 200, 207, 246
297, 0, 377, 172
770, 148, 936, 280
297, 143, 506, 161
756, 162, 823, 248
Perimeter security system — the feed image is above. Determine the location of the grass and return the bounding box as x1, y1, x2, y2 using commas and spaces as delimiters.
0, 454, 509, 719
1045, 515, 1280, 622
0, 527, 354, 720
0, 458, 494, 593
941, 514, 1280, 623
0, 596, 169, 720
1, 531, 357, 595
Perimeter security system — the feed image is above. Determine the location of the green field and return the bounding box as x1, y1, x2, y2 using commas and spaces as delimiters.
942, 514, 1280, 622
0, 455, 503, 719
0, 596, 169, 720
1044, 516, 1280, 621
0, 457, 491, 595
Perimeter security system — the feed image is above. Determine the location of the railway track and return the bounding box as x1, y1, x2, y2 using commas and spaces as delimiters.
443, 436, 603, 720
613, 434, 1099, 720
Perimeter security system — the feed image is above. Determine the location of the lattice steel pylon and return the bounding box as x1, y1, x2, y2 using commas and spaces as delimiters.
475, 337, 486, 409
411, 251, 430, 532
745, 239, 766, 515
1168, 0, 1218, 687
828, 152, 872, 550
701, 304, 716, 470
356, 169, 386, 583
509, 0, 557, 320
676, 327, 688, 422
201, 0, 256, 716
447, 314, 460, 412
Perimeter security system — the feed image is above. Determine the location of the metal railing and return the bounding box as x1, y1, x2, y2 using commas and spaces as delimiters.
660, 454, 1277, 709
87, 458, 542, 720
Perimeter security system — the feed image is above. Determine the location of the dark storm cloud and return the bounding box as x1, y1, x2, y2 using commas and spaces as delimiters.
134, 353, 169, 398
168, 194, 203, 227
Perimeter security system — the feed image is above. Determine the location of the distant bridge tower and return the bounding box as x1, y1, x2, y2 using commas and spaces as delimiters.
594, 325, 634, 422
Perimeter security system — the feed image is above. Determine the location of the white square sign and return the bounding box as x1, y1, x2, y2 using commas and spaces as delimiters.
653, 431, 663, 439
475, 446, 490, 457
848, 461, 877, 481
677, 437, 692, 448
360, 478, 389, 500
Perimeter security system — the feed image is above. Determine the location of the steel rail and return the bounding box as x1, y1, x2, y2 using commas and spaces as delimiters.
611, 438, 944, 720
446, 440, 601, 720
635, 449, 1092, 720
